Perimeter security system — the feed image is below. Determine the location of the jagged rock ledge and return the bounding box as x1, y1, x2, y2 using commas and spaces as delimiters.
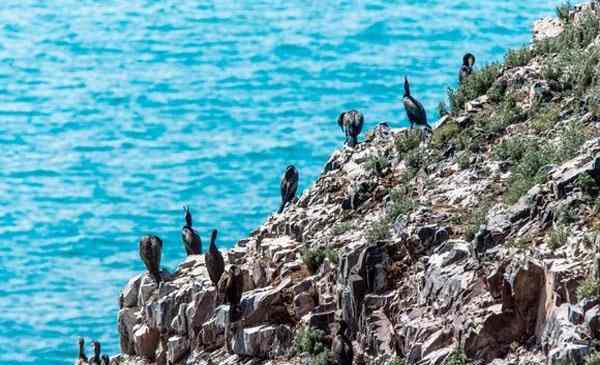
109, 4, 600, 365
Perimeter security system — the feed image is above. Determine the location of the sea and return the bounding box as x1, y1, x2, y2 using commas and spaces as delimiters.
0, 1, 560, 363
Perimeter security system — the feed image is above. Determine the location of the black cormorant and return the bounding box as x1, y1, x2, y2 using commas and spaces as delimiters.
459, 53, 476, 84
139, 235, 163, 284
219, 265, 244, 353
332, 320, 353, 365
220, 265, 243, 312
90, 341, 101, 365
205, 229, 225, 286
403, 77, 431, 130
278, 165, 299, 214
76, 337, 87, 364
337, 110, 364, 147
181, 206, 202, 255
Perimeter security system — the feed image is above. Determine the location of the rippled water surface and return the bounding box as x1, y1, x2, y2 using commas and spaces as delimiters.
0, 0, 560, 363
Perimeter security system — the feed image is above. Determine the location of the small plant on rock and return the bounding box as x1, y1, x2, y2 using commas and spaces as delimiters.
548, 225, 569, 250
431, 120, 461, 149
388, 188, 417, 220
557, 121, 586, 160
464, 204, 489, 241
593, 196, 600, 215
294, 326, 329, 364
585, 351, 600, 365
484, 96, 525, 136
366, 154, 389, 176
505, 143, 556, 204
387, 358, 408, 365
457, 151, 473, 169
576, 173, 597, 195
446, 348, 472, 365
332, 222, 352, 236
510, 236, 533, 250
530, 104, 561, 133
365, 218, 392, 243
587, 86, 600, 119
577, 277, 600, 301
395, 129, 422, 157
492, 137, 533, 162
302, 247, 338, 274
505, 47, 535, 68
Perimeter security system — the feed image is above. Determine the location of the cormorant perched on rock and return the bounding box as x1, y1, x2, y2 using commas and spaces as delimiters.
90, 341, 101, 365
403, 77, 431, 130
181, 206, 201, 255
219, 265, 244, 353
459, 53, 476, 84
205, 229, 225, 286
332, 320, 353, 365
76, 337, 87, 364
139, 235, 163, 284
278, 165, 299, 214
219, 265, 243, 311
337, 110, 364, 147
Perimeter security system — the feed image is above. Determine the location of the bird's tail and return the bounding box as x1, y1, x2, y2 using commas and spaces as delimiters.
278, 201, 285, 214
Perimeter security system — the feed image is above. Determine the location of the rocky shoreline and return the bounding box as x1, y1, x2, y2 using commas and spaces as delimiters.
103, 3, 600, 365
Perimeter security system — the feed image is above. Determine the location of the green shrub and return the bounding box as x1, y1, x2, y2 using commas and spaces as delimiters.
294, 326, 329, 364
448, 63, 501, 113
406, 147, 426, 172
510, 236, 533, 250
366, 154, 390, 175
432, 120, 461, 149
450, 214, 465, 225
576, 174, 597, 195
577, 278, 600, 301
557, 121, 586, 160
395, 129, 422, 157
593, 196, 600, 215
493, 137, 534, 162
585, 351, 600, 365
457, 151, 473, 169
548, 225, 569, 250
332, 222, 352, 236
531, 104, 561, 132
446, 349, 471, 365
365, 218, 392, 243
588, 86, 600, 118
542, 46, 600, 95
388, 188, 417, 220
505, 143, 556, 204
302, 247, 338, 274
574, 10, 600, 49
556, 206, 578, 225
556, 1, 573, 22
505, 47, 534, 68
465, 205, 488, 241
387, 358, 408, 365
535, 8, 600, 59
483, 96, 525, 136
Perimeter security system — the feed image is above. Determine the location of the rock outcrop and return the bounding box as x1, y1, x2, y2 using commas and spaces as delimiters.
107, 3, 600, 365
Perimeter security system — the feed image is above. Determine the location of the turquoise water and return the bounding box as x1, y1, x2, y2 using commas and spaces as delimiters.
0, 1, 558, 363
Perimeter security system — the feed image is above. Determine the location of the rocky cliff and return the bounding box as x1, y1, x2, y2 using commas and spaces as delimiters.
111, 4, 600, 365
